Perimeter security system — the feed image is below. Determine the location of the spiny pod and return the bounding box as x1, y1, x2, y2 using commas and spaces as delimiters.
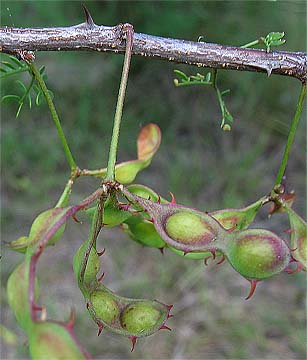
168, 197, 265, 261
224, 229, 291, 299
285, 206, 306, 271
9, 208, 68, 253
120, 187, 230, 254
28, 321, 89, 359
86, 284, 172, 351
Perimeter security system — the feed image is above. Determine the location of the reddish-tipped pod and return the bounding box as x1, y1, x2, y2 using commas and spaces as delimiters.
95, 124, 162, 184
285, 206, 307, 270
225, 229, 291, 298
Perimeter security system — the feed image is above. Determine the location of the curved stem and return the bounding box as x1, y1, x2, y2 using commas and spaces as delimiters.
274, 83, 307, 186
28, 62, 77, 171
105, 24, 134, 181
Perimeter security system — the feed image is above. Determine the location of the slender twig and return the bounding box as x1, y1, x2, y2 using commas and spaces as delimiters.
28, 62, 77, 170
274, 83, 307, 187
105, 24, 134, 181
1, 22, 306, 82
55, 167, 81, 207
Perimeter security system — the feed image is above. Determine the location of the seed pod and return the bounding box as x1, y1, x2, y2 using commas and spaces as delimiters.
73, 242, 100, 286
9, 208, 67, 253
120, 302, 162, 334
210, 197, 265, 231
285, 206, 307, 270
120, 188, 230, 253
86, 200, 131, 228
28, 321, 88, 359
123, 216, 166, 249
86, 284, 172, 343
127, 184, 168, 204
90, 290, 120, 323
7, 260, 39, 330
225, 229, 291, 280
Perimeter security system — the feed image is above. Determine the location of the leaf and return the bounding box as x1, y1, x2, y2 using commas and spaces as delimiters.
35, 92, 42, 106
173, 69, 189, 81
16, 79, 27, 92
9, 55, 23, 67
1, 61, 16, 70
1, 95, 20, 103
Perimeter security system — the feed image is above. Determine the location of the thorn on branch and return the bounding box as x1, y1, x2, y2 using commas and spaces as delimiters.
82, 3, 95, 29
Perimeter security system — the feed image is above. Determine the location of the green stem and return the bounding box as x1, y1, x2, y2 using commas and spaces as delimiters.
241, 39, 260, 49
55, 170, 79, 207
28, 62, 77, 171
105, 24, 134, 181
212, 70, 224, 116
274, 83, 307, 186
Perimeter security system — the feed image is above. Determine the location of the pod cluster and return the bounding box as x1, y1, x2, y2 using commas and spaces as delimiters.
120, 186, 298, 299
73, 203, 173, 351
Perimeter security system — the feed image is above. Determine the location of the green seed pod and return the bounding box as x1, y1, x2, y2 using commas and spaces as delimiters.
9, 208, 67, 253
90, 290, 120, 324
120, 187, 229, 253
165, 211, 217, 244
210, 197, 265, 231
120, 302, 162, 335
28, 322, 88, 359
73, 242, 100, 285
285, 206, 307, 270
7, 260, 39, 331
86, 201, 131, 228
225, 229, 291, 280
127, 184, 168, 204
123, 216, 166, 248
8, 236, 30, 253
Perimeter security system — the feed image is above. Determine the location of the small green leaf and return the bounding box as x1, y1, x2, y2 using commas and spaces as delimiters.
266, 31, 285, 41
35, 92, 41, 106
39, 65, 46, 74
1, 95, 20, 103
28, 93, 32, 109
9, 55, 23, 67
1, 61, 16, 70
174, 69, 189, 81
270, 39, 286, 46
205, 72, 211, 82
16, 102, 23, 118
16, 79, 27, 92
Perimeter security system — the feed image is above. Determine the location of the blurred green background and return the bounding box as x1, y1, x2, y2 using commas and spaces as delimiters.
1, 1, 306, 359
